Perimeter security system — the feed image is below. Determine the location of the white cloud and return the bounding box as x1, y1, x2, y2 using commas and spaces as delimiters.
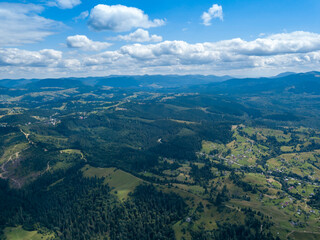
0, 3, 62, 46
88, 4, 165, 32
1, 31, 320, 78
73, 11, 89, 21
111, 29, 162, 42
49, 0, 81, 9
117, 32, 320, 67
66, 35, 112, 51
0, 48, 62, 67
211, 31, 320, 56
202, 4, 223, 26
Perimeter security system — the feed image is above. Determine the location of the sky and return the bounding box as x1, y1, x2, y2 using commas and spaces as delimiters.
0, 0, 320, 79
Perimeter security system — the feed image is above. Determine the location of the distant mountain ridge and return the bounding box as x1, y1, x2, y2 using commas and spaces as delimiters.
192, 71, 320, 95
272, 72, 296, 78
0, 74, 232, 89
0, 72, 319, 95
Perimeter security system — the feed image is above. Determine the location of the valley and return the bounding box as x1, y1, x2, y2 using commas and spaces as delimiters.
1, 73, 320, 239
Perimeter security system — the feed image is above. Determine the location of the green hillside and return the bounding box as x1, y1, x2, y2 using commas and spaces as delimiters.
1, 73, 320, 239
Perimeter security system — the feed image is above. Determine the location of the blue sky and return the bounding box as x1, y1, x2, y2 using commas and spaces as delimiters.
0, 0, 320, 78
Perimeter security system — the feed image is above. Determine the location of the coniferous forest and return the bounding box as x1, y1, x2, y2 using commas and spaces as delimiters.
1, 73, 320, 239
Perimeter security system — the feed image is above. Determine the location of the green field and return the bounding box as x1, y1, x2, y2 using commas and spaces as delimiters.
4, 226, 54, 240
1, 76, 320, 240
82, 165, 143, 200
288, 231, 320, 240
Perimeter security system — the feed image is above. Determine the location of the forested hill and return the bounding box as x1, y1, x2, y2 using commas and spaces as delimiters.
192, 71, 320, 129
0, 71, 320, 240
192, 71, 320, 95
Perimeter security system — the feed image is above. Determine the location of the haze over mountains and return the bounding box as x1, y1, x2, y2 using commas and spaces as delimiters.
0, 75, 232, 89
0, 71, 318, 91
1, 71, 320, 129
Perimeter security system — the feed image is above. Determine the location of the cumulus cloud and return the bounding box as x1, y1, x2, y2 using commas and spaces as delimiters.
49, 0, 81, 9
66, 35, 112, 51
119, 41, 221, 64
2, 31, 320, 78
0, 48, 62, 67
115, 31, 320, 71
0, 3, 62, 46
202, 4, 223, 26
112, 32, 320, 73
210, 31, 320, 56
111, 29, 162, 42
88, 4, 165, 32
